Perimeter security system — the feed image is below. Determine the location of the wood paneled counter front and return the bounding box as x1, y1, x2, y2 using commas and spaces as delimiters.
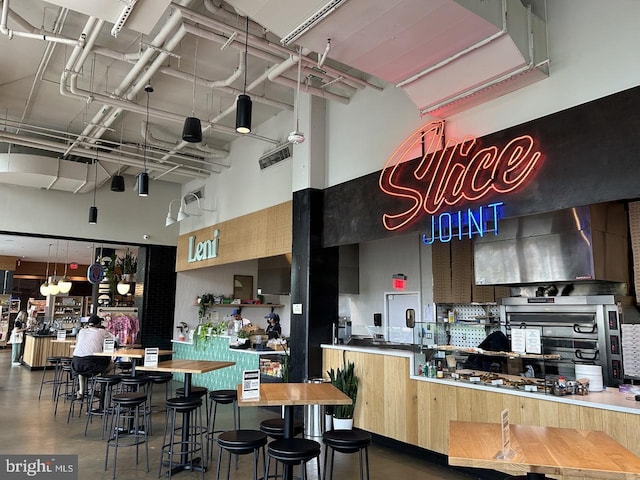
322, 344, 640, 480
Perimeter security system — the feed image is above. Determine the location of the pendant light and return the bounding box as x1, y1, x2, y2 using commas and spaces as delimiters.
235, 16, 252, 134
182, 38, 202, 143
138, 84, 152, 196
117, 280, 131, 295
57, 241, 72, 294
47, 241, 60, 296
89, 149, 99, 224
288, 45, 306, 145
110, 122, 126, 192
39, 244, 52, 297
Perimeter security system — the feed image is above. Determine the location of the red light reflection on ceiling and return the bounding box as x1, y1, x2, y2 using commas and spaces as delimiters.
379, 120, 543, 231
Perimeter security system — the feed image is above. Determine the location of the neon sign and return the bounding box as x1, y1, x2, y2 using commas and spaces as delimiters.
379, 120, 542, 231
422, 202, 503, 244
187, 229, 220, 263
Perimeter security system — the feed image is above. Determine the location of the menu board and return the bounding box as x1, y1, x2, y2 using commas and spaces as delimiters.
241, 369, 260, 400
144, 347, 159, 367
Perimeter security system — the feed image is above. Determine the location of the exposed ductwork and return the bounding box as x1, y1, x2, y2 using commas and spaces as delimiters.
232, 0, 549, 118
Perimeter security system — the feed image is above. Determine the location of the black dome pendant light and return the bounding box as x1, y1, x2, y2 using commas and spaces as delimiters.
182, 38, 202, 143
235, 16, 252, 134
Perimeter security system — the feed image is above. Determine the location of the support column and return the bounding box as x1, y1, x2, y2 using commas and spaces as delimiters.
289, 189, 338, 381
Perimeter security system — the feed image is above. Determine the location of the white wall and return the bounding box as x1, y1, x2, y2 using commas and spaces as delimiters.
325, 0, 640, 187
173, 261, 291, 339
345, 234, 433, 336
0, 176, 181, 245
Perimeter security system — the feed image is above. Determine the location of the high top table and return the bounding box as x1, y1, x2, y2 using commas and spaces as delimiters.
94, 348, 174, 375
448, 420, 640, 479
237, 382, 352, 480
137, 359, 235, 476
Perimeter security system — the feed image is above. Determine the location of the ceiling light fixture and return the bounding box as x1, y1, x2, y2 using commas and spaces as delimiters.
47, 241, 60, 296
235, 16, 252, 134
138, 84, 153, 196
39, 244, 52, 297
57, 240, 72, 294
182, 38, 203, 143
288, 44, 306, 145
89, 149, 99, 224
164, 192, 215, 226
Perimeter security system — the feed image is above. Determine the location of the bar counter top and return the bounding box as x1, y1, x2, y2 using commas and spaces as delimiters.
322, 343, 640, 415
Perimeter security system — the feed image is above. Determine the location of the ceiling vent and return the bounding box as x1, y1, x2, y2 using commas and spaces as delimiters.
184, 189, 203, 204
258, 144, 292, 170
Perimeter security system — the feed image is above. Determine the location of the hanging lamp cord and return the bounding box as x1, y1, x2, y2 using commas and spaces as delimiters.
192, 38, 198, 116
144, 90, 149, 172
93, 150, 98, 207
242, 16, 248, 95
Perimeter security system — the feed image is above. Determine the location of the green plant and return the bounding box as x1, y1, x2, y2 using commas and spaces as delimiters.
327, 351, 358, 419
281, 346, 290, 383
198, 293, 216, 321
196, 321, 213, 343
118, 251, 137, 275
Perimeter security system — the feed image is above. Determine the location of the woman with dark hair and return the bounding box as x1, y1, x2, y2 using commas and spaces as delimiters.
265, 313, 281, 339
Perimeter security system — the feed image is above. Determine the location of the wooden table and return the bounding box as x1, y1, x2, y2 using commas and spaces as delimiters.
237, 382, 352, 480
449, 420, 640, 479
94, 348, 174, 375
137, 359, 235, 475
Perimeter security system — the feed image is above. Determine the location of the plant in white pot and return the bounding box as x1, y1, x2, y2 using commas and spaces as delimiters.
327, 352, 358, 430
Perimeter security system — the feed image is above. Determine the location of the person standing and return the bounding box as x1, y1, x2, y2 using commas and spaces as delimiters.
71, 315, 115, 398
9, 318, 25, 366
265, 313, 281, 339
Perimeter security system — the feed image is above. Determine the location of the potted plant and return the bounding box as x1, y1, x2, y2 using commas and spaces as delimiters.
197, 293, 216, 322
327, 351, 358, 430
118, 251, 137, 281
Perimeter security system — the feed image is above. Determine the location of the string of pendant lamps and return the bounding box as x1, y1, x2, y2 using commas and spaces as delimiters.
88, 148, 99, 224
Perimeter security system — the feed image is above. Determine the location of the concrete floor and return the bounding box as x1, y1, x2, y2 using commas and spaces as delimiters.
0, 348, 483, 479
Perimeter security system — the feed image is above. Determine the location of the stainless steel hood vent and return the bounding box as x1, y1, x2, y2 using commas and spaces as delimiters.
473, 203, 629, 286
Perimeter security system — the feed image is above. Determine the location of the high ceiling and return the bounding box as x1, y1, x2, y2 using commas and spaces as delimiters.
0, 0, 548, 261
0, 0, 548, 193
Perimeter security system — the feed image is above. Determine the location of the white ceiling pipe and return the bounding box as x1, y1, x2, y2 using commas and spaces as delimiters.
65, 71, 240, 137
16, 7, 70, 133
0, 132, 210, 180
58, 17, 105, 157
143, 123, 228, 168
175, 4, 378, 91
146, 125, 228, 159
61, 5, 189, 155
0, 0, 83, 46
1, 118, 221, 170
81, 22, 191, 148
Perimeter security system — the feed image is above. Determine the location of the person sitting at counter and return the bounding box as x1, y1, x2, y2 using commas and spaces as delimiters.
265, 313, 281, 339
71, 315, 116, 399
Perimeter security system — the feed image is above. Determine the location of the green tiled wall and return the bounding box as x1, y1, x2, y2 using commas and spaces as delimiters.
173, 338, 258, 390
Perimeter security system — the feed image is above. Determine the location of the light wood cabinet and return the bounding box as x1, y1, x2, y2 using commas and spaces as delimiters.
323, 347, 640, 480
432, 239, 509, 303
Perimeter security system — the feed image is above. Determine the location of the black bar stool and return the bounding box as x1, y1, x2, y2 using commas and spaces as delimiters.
105, 392, 149, 480
159, 396, 206, 479
322, 428, 371, 480
144, 371, 173, 411
215, 430, 267, 480
84, 375, 122, 438
265, 438, 322, 480
207, 389, 239, 459
260, 418, 304, 440
38, 356, 65, 400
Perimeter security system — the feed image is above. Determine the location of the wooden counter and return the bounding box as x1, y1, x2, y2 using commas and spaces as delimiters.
23, 335, 75, 369
323, 345, 640, 480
